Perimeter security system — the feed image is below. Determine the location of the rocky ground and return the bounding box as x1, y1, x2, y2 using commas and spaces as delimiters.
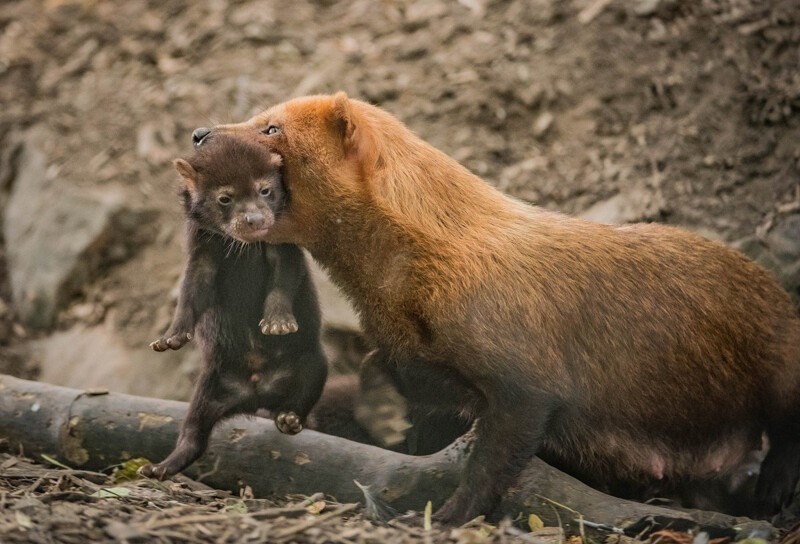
0, 0, 799, 541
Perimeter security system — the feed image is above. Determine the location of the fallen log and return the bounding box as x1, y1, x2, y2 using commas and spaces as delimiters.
0, 374, 769, 535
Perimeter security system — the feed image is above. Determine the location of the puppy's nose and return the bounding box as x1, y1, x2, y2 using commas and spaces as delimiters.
245, 212, 266, 228
192, 127, 212, 147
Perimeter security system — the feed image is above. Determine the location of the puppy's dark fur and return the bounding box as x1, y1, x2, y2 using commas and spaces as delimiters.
140, 136, 327, 480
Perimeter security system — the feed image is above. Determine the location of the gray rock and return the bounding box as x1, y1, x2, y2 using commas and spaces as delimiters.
4, 137, 133, 329
31, 323, 197, 401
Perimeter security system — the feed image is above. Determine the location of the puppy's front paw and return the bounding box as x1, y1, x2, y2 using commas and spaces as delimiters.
150, 331, 193, 352
275, 411, 303, 435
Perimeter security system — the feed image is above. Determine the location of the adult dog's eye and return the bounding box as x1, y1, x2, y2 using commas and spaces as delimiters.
259, 187, 272, 197
262, 125, 280, 136
217, 194, 233, 205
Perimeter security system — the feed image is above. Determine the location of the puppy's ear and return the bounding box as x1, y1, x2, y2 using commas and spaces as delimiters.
173, 158, 198, 193
268, 152, 283, 168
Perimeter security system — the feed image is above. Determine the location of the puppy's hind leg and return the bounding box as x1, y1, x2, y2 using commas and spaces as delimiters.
139, 368, 241, 480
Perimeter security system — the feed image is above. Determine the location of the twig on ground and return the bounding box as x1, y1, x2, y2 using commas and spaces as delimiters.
271, 503, 359, 540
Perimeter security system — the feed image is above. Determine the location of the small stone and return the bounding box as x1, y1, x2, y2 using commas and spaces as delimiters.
689, 227, 725, 243
515, 85, 545, 108
579, 187, 666, 225
457, 0, 486, 16
105, 521, 146, 541
68, 302, 96, 320
634, 0, 662, 16
405, 1, 448, 24
533, 112, 554, 139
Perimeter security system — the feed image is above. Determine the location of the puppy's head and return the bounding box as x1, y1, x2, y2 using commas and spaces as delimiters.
174, 135, 284, 243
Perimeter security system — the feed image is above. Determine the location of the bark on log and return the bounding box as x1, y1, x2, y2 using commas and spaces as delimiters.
0, 374, 768, 535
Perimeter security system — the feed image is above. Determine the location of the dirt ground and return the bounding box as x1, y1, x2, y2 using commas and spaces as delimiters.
1, 0, 800, 541
0, 453, 557, 544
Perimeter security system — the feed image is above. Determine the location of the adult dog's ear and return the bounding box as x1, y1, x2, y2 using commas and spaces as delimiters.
331, 92, 378, 171
173, 158, 198, 193
332, 91, 357, 151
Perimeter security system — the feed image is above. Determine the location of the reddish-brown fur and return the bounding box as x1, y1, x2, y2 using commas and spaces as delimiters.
206, 93, 800, 524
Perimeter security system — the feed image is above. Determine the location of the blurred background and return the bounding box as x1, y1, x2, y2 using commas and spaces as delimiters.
0, 0, 798, 401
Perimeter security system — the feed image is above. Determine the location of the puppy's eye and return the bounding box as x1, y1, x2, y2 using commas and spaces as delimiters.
261, 125, 280, 136
259, 187, 273, 197
217, 194, 233, 205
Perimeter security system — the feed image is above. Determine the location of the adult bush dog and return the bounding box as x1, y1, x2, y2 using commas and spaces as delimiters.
198, 93, 800, 525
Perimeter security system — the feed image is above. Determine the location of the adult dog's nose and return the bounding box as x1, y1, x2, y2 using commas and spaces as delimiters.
192, 127, 212, 147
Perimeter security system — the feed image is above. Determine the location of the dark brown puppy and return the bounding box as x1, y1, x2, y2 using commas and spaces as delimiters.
203, 93, 800, 524
140, 135, 327, 480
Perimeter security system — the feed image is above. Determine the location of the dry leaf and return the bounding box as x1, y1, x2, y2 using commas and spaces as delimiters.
223, 500, 248, 514
91, 487, 131, 499
112, 457, 150, 482
306, 500, 326, 515
293, 452, 311, 465
424, 500, 432, 531
15, 511, 32, 529
528, 513, 544, 531
1, 457, 18, 469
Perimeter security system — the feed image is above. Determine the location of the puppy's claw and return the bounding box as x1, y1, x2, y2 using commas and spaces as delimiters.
259, 315, 299, 336
150, 332, 192, 352
138, 463, 171, 480
275, 411, 303, 435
